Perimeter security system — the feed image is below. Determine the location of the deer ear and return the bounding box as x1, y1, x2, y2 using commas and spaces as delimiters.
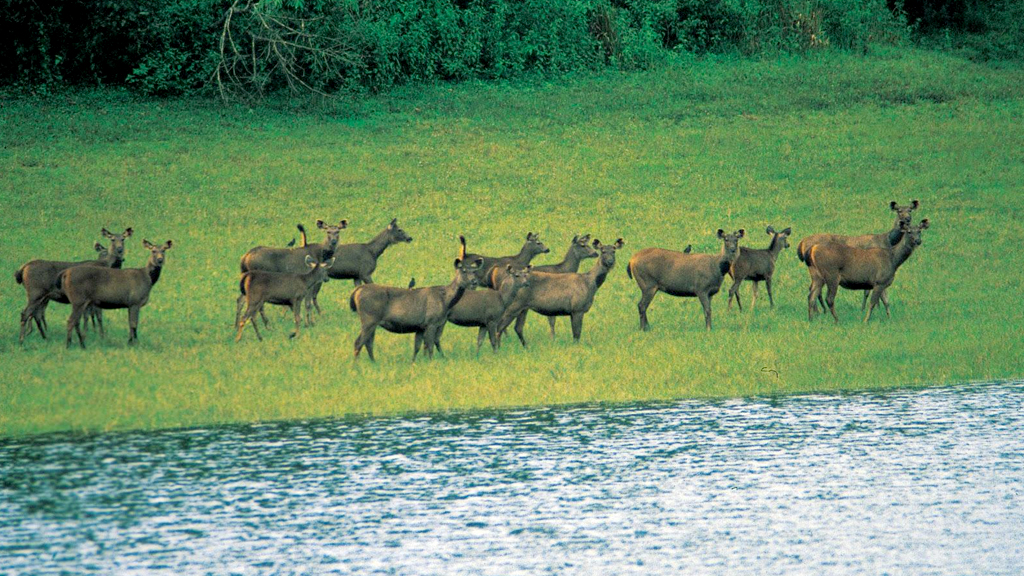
142, 240, 156, 250
717, 229, 725, 239
890, 201, 898, 210
526, 265, 533, 272
163, 240, 173, 250
389, 218, 397, 228
737, 229, 745, 238
102, 228, 113, 239
305, 255, 315, 267
124, 227, 134, 237
572, 234, 579, 243
316, 219, 326, 229
94, 242, 105, 252
325, 257, 336, 267
919, 219, 930, 229
614, 238, 624, 248
592, 238, 601, 247
472, 257, 484, 269
338, 219, 348, 229
506, 264, 513, 273
911, 200, 920, 209
782, 227, 792, 235
454, 258, 463, 269
766, 225, 775, 235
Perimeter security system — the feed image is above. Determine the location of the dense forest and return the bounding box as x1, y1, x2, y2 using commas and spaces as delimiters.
1, 0, 1020, 99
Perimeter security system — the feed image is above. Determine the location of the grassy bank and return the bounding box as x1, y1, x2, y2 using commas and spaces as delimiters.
2, 48, 1022, 438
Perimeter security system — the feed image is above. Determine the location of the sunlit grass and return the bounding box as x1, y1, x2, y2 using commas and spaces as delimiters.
2, 48, 1022, 438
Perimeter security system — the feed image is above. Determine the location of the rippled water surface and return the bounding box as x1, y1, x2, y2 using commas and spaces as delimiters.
2, 382, 1023, 575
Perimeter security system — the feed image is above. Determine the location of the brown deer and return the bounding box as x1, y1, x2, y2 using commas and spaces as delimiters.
349, 257, 483, 362
798, 200, 919, 311
235, 256, 335, 342
807, 219, 929, 323
61, 239, 172, 348
628, 230, 745, 331
727, 226, 791, 311
495, 234, 597, 339
498, 238, 624, 346
438, 264, 532, 354
15, 228, 132, 343
458, 233, 549, 288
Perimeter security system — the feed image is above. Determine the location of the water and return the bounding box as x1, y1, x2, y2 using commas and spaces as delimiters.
2, 382, 1022, 575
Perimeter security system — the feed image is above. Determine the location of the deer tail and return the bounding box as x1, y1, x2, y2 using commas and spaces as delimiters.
349, 286, 362, 312
797, 240, 808, 264
626, 261, 633, 280
239, 273, 249, 296
14, 265, 25, 285
458, 235, 467, 259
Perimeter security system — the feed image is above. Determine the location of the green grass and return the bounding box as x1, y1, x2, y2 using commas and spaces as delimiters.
2, 48, 1023, 438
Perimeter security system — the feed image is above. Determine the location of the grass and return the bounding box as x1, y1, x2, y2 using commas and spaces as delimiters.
2, 47, 1022, 439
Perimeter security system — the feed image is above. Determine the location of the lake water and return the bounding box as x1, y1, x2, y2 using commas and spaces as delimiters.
2, 381, 1022, 575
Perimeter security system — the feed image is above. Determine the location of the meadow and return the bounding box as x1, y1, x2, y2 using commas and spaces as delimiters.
2, 48, 1022, 438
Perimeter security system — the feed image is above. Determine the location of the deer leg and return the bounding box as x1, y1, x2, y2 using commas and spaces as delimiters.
880, 289, 891, 318
698, 293, 713, 330
488, 324, 500, 352
66, 303, 88, 349
638, 288, 657, 331
570, 313, 584, 343
826, 279, 840, 323
290, 302, 302, 339
475, 326, 487, 355
765, 277, 775, 308
514, 310, 528, 348
750, 281, 759, 311
19, 302, 37, 344
128, 306, 141, 345
548, 315, 558, 339
864, 286, 885, 323
433, 324, 445, 357
727, 279, 742, 311
94, 308, 105, 339
861, 290, 870, 311
37, 298, 50, 335
413, 332, 424, 362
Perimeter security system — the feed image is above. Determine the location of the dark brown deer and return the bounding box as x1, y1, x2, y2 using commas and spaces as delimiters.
438, 264, 532, 354
627, 230, 744, 331
61, 239, 172, 348
349, 258, 483, 362
16, 228, 132, 343
235, 256, 335, 342
496, 234, 597, 339
498, 238, 624, 346
458, 233, 549, 288
301, 218, 413, 314
798, 200, 919, 311
727, 226, 791, 311
807, 219, 929, 323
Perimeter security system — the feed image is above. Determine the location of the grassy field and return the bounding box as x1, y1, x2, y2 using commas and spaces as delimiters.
2, 48, 1022, 438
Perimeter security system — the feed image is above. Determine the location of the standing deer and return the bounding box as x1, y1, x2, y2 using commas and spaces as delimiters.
628, 230, 745, 331
727, 226, 791, 311
350, 257, 483, 362
235, 256, 335, 342
497, 234, 597, 339
61, 239, 172, 348
438, 264, 532, 354
458, 233, 549, 288
798, 200, 919, 311
15, 227, 132, 343
498, 238, 624, 346
807, 219, 929, 323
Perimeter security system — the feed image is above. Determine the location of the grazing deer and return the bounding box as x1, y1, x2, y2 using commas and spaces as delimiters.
458, 233, 549, 288
235, 256, 335, 342
496, 234, 597, 339
438, 264, 532, 354
727, 226, 791, 311
807, 219, 929, 323
350, 258, 483, 362
798, 200, 919, 311
61, 239, 172, 348
498, 239, 624, 346
16, 228, 132, 343
628, 230, 745, 331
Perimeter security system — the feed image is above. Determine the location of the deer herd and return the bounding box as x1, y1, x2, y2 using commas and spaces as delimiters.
14, 201, 930, 361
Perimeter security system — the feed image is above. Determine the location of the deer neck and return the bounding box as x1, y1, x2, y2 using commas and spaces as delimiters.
497, 278, 522, 307
886, 218, 905, 247
588, 259, 612, 288
365, 228, 392, 258
513, 245, 536, 265
767, 235, 784, 261
890, 236, 917, 270
441, 278, 468, 312
146, 260, 164, 285
556, 246, 582, 272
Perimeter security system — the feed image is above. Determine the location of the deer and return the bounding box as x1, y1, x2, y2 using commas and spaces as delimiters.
807, 219, 929, 323
458, 233, 549, 288
239, 219, 346, 317
350, 257, 483, 362
498, 238, 624, 346
297, 218, 413, 314
235, 256, 335, 342
493, 234, 597, 339
627, 230, 745, 331
60, 239, 172, 348
798, 200, 920, 311
727, 226, 791, 311
437, 264, 532, 354
15, 227, 132, 344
